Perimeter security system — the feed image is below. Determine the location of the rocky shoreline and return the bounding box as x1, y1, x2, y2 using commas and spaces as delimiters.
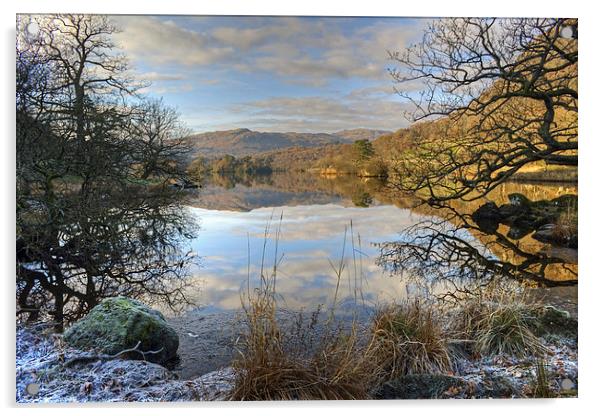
472, 193, 577, 248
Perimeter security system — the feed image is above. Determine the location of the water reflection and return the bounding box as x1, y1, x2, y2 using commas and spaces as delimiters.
379, 205, 577, 297
185, 204, 428, 313
181, 172, 577, 314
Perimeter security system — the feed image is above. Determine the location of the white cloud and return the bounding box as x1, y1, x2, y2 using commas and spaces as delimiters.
229, 20, 424, 83
108, 16, 429, 132
139, 71, 185, 81
113, 16, 234, 67
139, 83, 195, 95
223, 91, 413, 132
113, 16, 426, 84
182, 204, 422, 311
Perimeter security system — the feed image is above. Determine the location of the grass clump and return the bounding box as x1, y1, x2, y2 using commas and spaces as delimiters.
369, 300, 452, 379
451, 284, 547, 358
227, 220, 380, 401
227, 287, 379, 400
552, 203, 577, 245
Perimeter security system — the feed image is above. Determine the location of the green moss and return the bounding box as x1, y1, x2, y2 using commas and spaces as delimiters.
64, 296, 178, 364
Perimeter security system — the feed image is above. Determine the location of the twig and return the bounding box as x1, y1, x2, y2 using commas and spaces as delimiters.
63, 341, 164, 367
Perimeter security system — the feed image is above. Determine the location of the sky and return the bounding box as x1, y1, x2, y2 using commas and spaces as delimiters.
110, 15, 428, 134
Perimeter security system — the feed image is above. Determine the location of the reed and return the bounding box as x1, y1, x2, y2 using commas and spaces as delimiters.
531, 359, 553, 398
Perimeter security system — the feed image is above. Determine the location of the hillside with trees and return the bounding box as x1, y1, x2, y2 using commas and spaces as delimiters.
194, 18, 578, 190
386, 18, 577, 201
184, 128, 391, 159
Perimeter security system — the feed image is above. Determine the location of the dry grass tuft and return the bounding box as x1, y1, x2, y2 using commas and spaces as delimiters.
552, 204, 577, 243
368, 300, 452, 379
451, 284, 547, 358
227, 220, 381, 400
227, 288, 379, 400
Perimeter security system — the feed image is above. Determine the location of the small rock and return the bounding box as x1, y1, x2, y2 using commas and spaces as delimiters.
561, 378, 576, 391
533, 305, 577, 340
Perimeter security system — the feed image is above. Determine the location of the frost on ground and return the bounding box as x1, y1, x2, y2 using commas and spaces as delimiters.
453, 338, 578, 398
373, 336, 578, 399
16, 325, 234, 403
17, 317, 578, 402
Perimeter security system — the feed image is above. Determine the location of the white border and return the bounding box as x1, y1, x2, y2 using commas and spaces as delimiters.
2, 1, 599, 415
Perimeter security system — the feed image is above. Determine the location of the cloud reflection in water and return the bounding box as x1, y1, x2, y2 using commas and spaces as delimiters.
185, 204, 429, 313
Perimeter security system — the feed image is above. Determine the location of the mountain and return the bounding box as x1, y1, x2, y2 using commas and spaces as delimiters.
185, 128, 391, 158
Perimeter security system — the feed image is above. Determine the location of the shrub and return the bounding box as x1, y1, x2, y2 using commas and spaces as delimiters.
358, 158, 388, 178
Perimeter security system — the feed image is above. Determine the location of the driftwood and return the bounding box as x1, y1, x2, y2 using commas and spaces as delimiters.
63, 341, 165, 367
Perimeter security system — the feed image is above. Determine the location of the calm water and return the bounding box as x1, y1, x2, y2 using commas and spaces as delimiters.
186, 204, 425, 313
177, 172, 577, 315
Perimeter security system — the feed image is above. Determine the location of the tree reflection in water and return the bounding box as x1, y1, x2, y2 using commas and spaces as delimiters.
192, 171, 577, 304
378, 201, 577, 302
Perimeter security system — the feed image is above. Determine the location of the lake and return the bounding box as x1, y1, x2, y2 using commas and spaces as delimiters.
178, 172, 577, 315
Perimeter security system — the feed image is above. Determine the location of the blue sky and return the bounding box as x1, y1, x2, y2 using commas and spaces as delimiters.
111, 16, 427, 133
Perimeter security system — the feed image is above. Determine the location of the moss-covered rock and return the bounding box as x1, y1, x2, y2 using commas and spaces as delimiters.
64, 297, 179, 364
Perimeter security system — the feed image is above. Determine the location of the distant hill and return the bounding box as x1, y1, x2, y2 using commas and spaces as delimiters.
185, 128, 391, 158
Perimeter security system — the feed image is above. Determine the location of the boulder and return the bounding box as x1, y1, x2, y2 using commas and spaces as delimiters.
498, 202, 529, 221
497, 194, 560, 232
532, 224, 556, 241
472, 202, 502, 222
532, 224, 578, 248
372, 373, 525, 399
64, 297, 179, 364
477, 194, 577, 238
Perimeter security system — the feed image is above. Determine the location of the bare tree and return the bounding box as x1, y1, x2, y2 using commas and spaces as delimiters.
129, 98, 192, 181
388, 18, 577, 202
16, 14, 196, 330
